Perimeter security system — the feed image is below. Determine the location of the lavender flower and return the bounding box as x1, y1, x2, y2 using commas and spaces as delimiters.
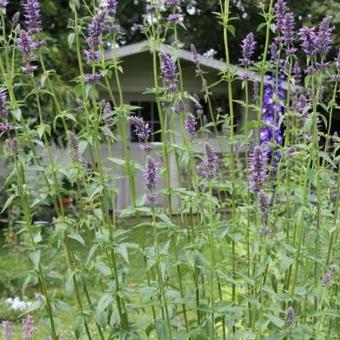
86, 9, 107, 48
240, 33, 257, 67
270, 42, 279, 62
84, 49, 101, 62
1, 321, 13, 340
144, 156, 159, 203
299, 26, 318, 56
129, 115, 151, 142
164, 0, 182, 7
0, 90, 8, 119
249, 146, 268, 193
84, 73, 102, 83
261, 76, 284, 148
146, 4, 157, 14
160, 53, 178, 92
185, 114, 197, 138
167, 13, 183, 23
102, 0, 118, 17
17, 29, 38, 73
274, 0, 287, 32
281, 12, 295, 46
317, 16, 333, 55
22, 315, 34, 340
0, 122, 13, 132
321, 271, 332, 286
197, 142, 219, 178
286, 307, 295, 326
0, 0, 8, 9
23, 0, 42, 34
294, 94, 311, 116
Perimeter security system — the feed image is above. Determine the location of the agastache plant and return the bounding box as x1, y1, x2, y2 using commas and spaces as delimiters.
0, 0, 339, 338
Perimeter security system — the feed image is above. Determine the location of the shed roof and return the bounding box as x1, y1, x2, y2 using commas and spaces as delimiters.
105, 40, 261, 82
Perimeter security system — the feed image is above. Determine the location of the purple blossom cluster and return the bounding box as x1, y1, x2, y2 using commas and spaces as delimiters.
84, 0, 118, 63
17, 0, 43, 73
286, 307, 295, 326
18, 29, 38, 73
261, 76, 284, 148
22, 315, 34, 340
240, 33, 256, 67
167, 13, 183, 23
197, 142, 219, 178
0, 90, 9, 119
249, 146, 268, 193
164, 0, 182, 8
129, 115, 151, 142
0, 0, 8, 9
299, 16, 333, 57
321, 266, 336, 286
274, 1, 295, 45
160, 53, 178, 92
1, 321, 13, 340
144, 156, 159, 203
184, 114, 197, 138
84, 72, 102, 84
23, 0, 42, 34
0, 90, 13, 134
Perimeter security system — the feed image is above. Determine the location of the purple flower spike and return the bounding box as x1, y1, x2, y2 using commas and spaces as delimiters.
197, 142, 219, 178
0, 90, 9, 119
261, 76, 284, 149
185, 114, 197, 138
317, 16, 333, 55
144, 156, 159, 203
102, 0, 118, 17
22, 315, 34, 340
0, 1, 8, 9
1, 321, 13, 340
144, 156, 159, 190
17, 29, 38, 73
164, 0, 182, 7
249, 146, 268, 193
274, 0, 287, 32
84, 49, 101, 62
86, 9, 107, 48
84, 73, 102, 83
281, 12, 295, 46
23, 0, 42, 34
167, 13, 184, 23
129, 115, 151, 142
286, 307, 295, 326
299, 26, 318, 56
160, 53, 178, 92
240, 33, 257, 67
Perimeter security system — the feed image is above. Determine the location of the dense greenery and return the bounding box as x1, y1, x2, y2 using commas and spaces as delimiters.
0, 0, 339, 339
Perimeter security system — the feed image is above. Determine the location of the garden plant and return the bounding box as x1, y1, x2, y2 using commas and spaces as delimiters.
0, 0, 339, 338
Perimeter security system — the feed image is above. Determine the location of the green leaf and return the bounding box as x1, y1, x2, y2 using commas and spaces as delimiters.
68, 232, 85, 246
96, 293, 113, 314
267, 314, 284, 328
